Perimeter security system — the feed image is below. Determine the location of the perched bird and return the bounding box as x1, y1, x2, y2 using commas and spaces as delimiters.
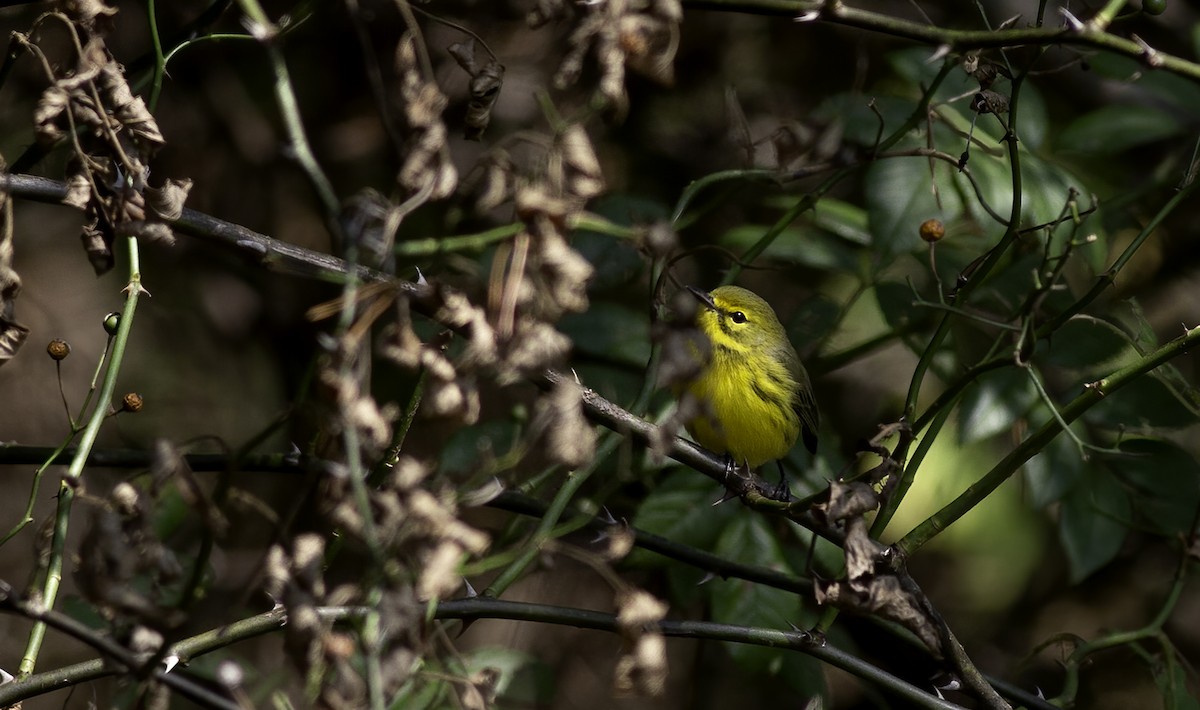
682, 285, 819, 488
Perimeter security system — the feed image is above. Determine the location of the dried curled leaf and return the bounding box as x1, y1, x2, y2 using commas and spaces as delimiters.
318, 368, 395, 453
813, 519, 944, 657
613, 589, 668, 697
555, 124, 605, 202
475, 150, 514, 213
552, 0, 682, 118
33, 86, 69, 144
340, 188, 396, 272
80, 218, 114, 274
498, 318, 571, 384
22, 14, 187, 274
145, 177, 193, 221
395, 34, 457, 201
59, 0, 118, 28
532, 377, 596, 469
0, 189, 27, 368
448, 39, 505, 141
513, 184, 596, 320
265, 534, 331, 674
75, 483, 184, 626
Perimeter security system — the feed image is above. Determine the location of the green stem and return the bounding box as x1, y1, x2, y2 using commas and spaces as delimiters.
1038, 179, 1200, 338
394, 223, 521, 257
482, 433, 619, 597
18, 236, 145, 679
898, 323, 1200, 555
234, 0, 341, 232
146, 0, 166, 111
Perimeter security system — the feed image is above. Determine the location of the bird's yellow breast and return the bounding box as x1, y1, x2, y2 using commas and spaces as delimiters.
685, 344, 801, 468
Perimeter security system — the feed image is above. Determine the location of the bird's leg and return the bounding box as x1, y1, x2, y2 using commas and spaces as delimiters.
772, 460, 791, 502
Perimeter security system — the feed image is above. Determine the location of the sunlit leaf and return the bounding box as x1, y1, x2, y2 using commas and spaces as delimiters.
1022, 429, 1086, 509
958, 367, 1037, 443
0, 316, 29, 367
809, 197, 871, 246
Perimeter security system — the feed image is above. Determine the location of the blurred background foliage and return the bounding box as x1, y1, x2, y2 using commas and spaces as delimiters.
2, 0, 1200, 708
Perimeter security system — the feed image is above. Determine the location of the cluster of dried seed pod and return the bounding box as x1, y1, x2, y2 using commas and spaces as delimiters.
24, 4, 191, 275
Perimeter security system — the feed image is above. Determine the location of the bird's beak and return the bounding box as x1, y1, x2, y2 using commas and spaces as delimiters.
686, 286, 716, 311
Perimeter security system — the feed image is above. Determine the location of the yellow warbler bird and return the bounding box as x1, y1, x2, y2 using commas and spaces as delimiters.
683, 285, 819, 486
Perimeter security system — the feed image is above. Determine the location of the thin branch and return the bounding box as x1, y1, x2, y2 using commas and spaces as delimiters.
685, 1, 1200, 83
434, 596, 965, 710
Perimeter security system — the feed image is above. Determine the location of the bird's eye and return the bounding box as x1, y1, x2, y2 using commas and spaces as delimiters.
730, 311, 747, 324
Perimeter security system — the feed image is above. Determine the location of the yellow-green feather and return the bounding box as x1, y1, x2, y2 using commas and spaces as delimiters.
684, 286, 818, 468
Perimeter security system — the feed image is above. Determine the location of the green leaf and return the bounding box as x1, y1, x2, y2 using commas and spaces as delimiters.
1019, 154, 1089, 229
958, 367, 1037, 443
463, 647, 548, 706
1089, 53, 1200, 116
1058, 105, 1183, 155
389, 675, 448, 710
1110, 438, 1200, 537
1059, 470, 1130, 582
1016, 82, 1050, 150
573, 193, 661, 291
559, 301, 650, 367
710, 513, 805, 674
787, 296, 840, 354
812, 94, 916, 148
1042, 316, 1135, 374
1109, 299, 1159, 353
874, 281, 918, 339
440, 419, 521, 476
865, 156, 964, 257
1086, 370, 1200, 430
1023, 430, 1086, 509
810, 197, 871, 245
780, 652, 828, 699
1150, 361, 1200, 418
719, 224, 859, 272
631, 470, 738, 556
887, 47, 977, 102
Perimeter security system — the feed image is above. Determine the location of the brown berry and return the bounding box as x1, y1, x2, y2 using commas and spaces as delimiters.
121, 392, 144, 413
919, 218, 945, 243
47, 339, 71, 361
